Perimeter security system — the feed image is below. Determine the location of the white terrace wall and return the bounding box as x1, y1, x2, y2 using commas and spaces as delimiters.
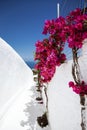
47, 39, 87, 130
0, 38, 33, 118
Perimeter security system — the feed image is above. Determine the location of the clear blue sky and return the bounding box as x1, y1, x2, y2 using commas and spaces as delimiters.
0, 0, 84, 61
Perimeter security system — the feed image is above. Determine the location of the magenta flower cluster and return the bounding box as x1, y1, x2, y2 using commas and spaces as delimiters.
35, 38, 66, 82
34, 8, 87, 95
66, 8, 87, 48
69, 81, 87, 95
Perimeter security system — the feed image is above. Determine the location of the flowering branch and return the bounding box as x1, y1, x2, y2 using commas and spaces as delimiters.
34, 8, 87, 95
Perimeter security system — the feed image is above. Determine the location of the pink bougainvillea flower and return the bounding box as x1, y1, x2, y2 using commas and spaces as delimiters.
69, 81, 87, 95
74, 23, 83, 30
42, 19, 56, 35
69, 81, 74, 87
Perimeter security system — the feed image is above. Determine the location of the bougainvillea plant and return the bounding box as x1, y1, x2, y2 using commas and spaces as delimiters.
34, 8, 87, 95
66, 8, 87, 95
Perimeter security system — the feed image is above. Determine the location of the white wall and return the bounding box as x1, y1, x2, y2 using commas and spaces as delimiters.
0, 38, 33, 115
48, 62, 81, 130
47, 39, 87, 130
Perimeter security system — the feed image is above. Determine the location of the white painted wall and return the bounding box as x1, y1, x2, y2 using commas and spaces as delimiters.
48, 39, 87, 130
0, 38, 33, 117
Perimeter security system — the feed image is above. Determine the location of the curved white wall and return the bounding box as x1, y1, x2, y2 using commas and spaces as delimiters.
0, 38, 33, 113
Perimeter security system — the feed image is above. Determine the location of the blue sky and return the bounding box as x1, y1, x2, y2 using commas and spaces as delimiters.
0, 0, 84, 61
